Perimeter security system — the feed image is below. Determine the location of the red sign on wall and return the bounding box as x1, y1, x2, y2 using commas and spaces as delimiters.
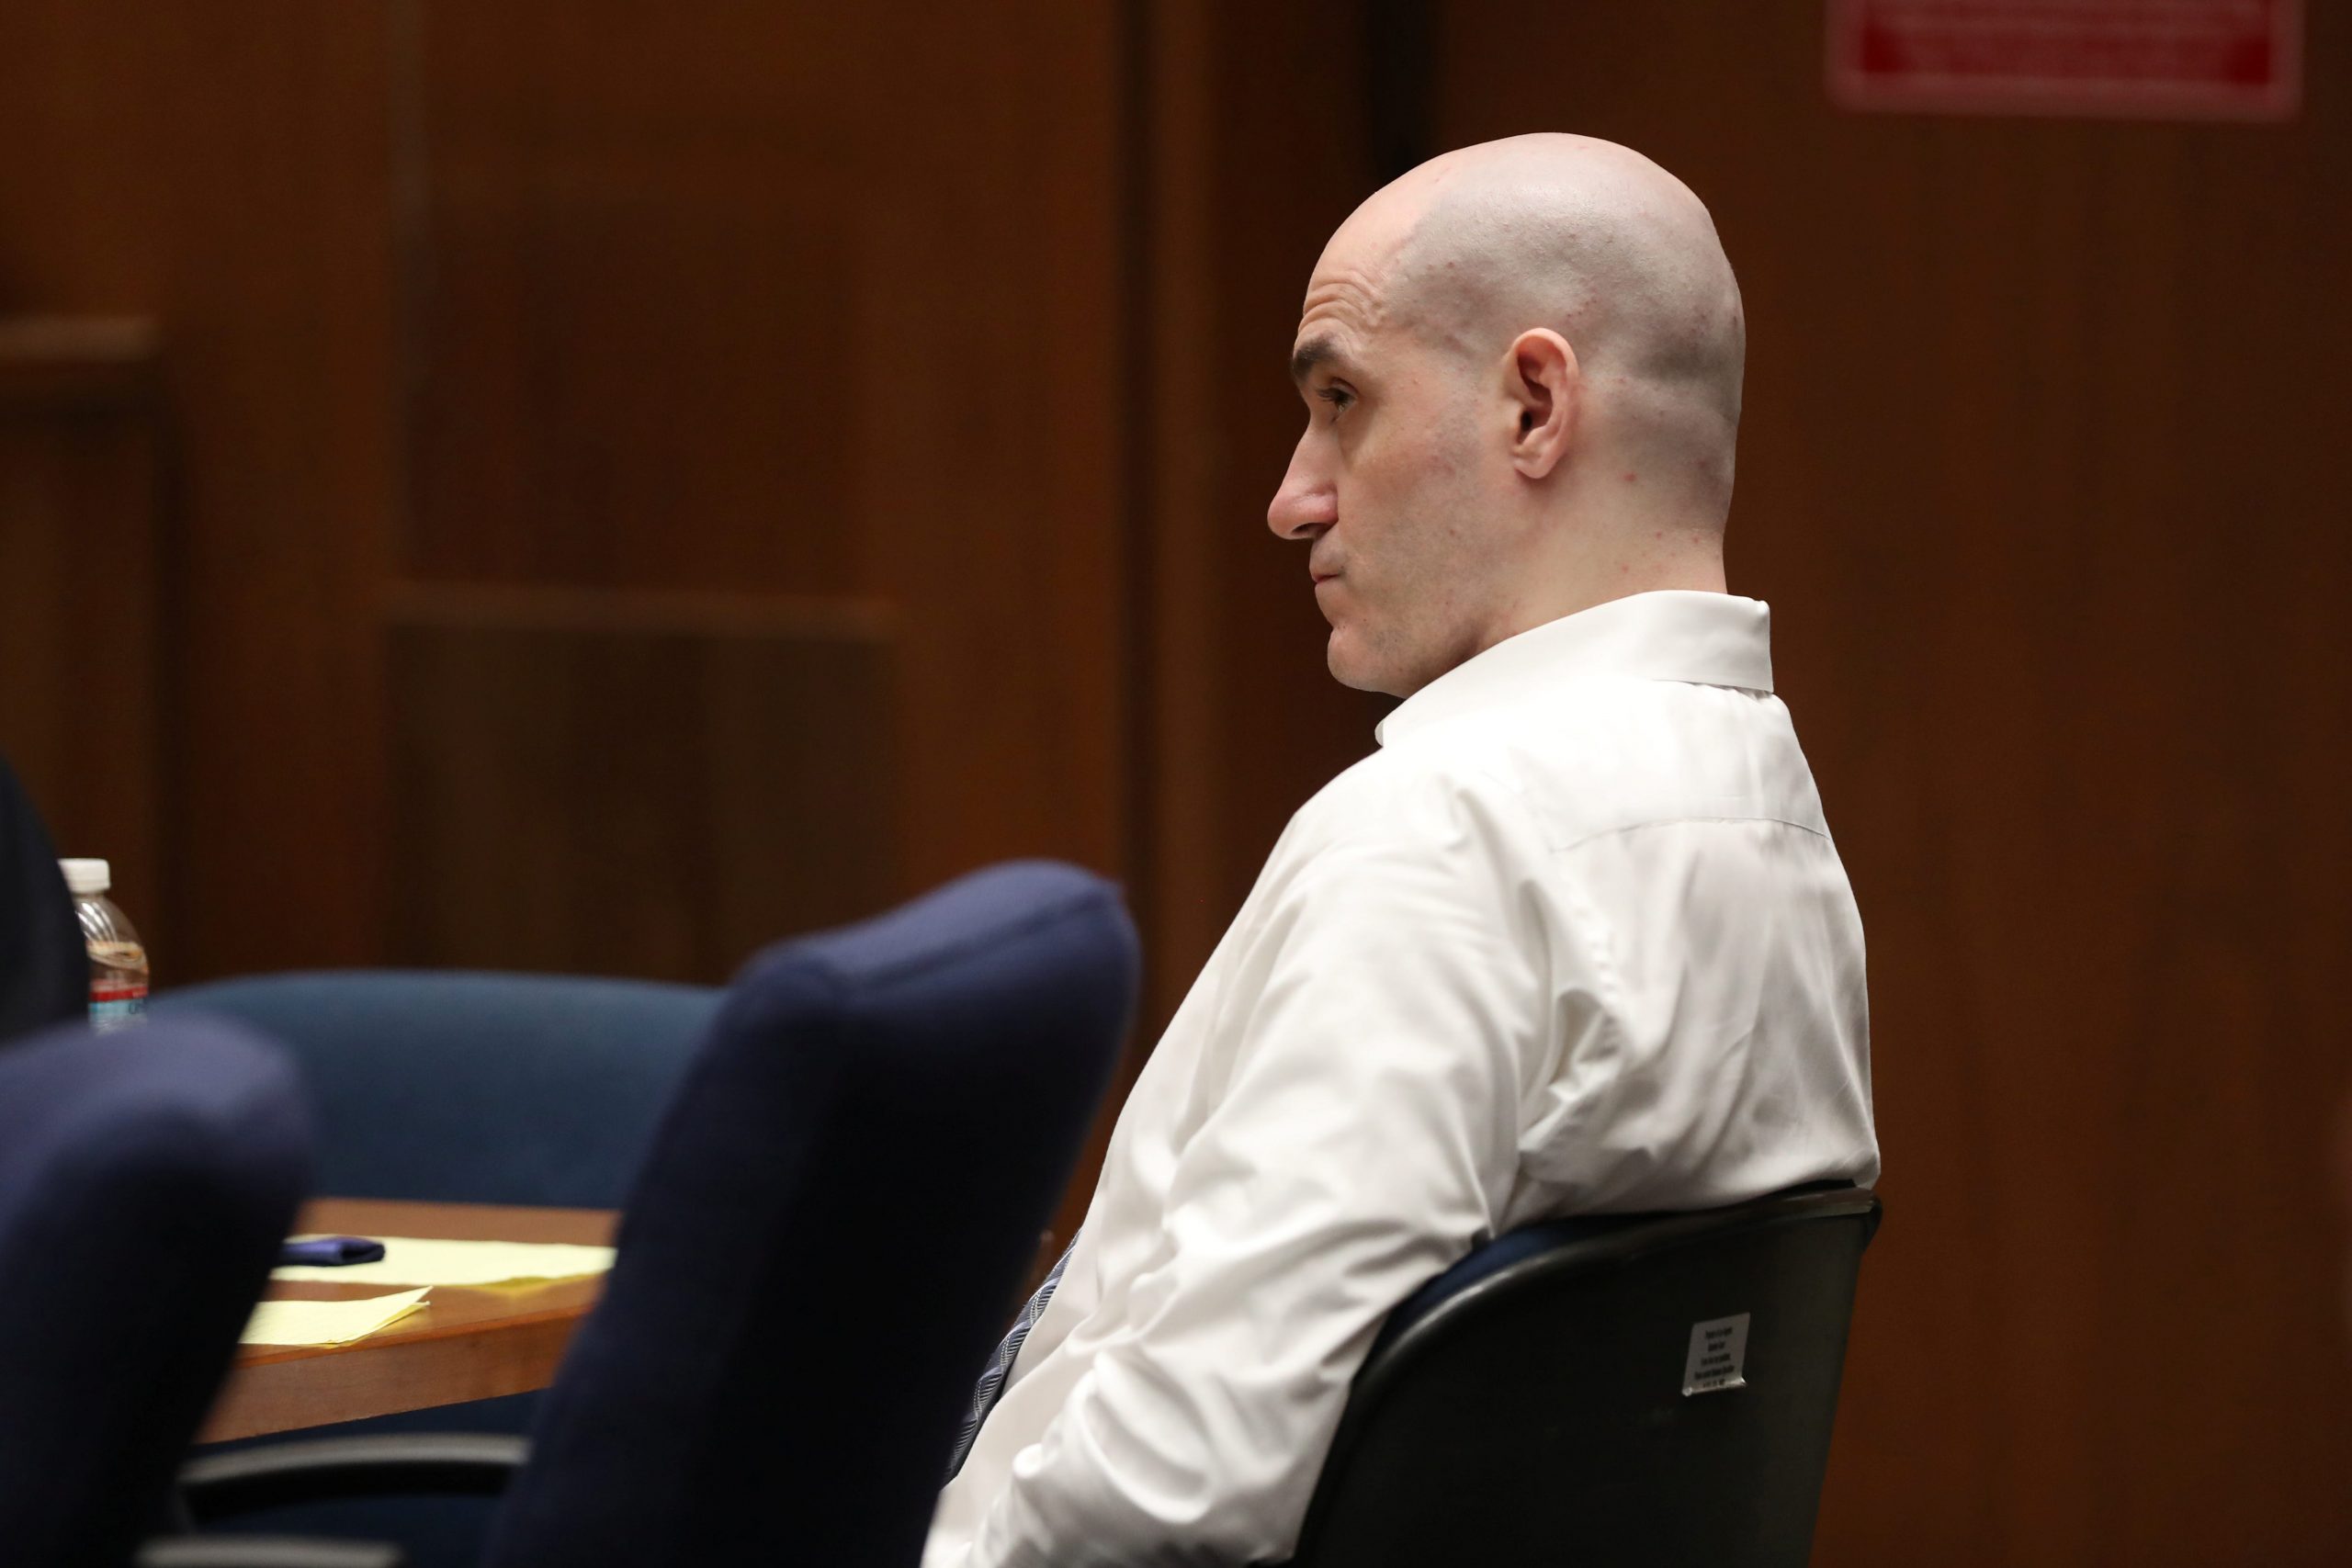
1828, 0, 2303, 120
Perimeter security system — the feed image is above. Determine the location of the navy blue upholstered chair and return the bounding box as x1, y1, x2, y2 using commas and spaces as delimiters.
179, 861, 1138, 1568
1281, 1185, 1882, 1568
154, 972, 722, 1209
150, 972, 721, 1565
0, 1017, 313, 1567
0, 755, 86, 1046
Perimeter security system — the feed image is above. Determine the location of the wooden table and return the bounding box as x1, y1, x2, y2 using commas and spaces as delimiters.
198, 1197, 617, 1444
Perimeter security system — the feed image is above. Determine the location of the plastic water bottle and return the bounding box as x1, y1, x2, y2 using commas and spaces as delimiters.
61, 858, 149, 1032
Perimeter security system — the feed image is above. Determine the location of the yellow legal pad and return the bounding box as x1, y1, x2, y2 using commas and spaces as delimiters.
241, 1288, 431, 1348
271, 1236, 616, 1288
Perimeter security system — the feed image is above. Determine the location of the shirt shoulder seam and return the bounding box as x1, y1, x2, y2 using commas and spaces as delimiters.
1554, 813, 1833, 855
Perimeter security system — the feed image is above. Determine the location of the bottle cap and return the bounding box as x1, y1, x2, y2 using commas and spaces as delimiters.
59, 859, 111, 896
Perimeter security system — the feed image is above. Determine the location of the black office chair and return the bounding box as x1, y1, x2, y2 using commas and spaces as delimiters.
173, 861, 1139, 1568
1283, 1185, 1882, 1568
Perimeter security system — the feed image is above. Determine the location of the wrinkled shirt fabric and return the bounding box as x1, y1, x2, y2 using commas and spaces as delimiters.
923, 590, 1881, 1568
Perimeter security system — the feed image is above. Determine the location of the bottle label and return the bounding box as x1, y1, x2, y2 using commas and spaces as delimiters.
90, 977, 148, 1033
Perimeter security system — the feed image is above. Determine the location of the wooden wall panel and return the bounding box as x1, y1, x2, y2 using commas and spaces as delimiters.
1, 0, 1127, 987
1134, 2, 1398, 1021
387, 1, 1132, 1235
1430, 5, 2352, 1564
3, 0, 1133, 1257
0, 319, 167, 943
401, 5, 863, 594
387, 587, 896, 980
771, 0, 1129, 897
399, 0, 1129, 901
0, 1, 401, 979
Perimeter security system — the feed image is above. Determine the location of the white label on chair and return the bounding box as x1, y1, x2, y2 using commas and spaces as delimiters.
1682, 1313, 1750, 1395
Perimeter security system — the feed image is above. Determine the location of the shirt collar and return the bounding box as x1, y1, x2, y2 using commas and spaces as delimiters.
1374, 590, 1774, 747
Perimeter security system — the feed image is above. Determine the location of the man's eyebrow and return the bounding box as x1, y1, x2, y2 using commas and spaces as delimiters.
1289, 335, 1346, 388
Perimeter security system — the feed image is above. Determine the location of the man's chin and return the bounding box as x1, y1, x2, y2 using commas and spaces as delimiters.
1325, 631, 1402, 696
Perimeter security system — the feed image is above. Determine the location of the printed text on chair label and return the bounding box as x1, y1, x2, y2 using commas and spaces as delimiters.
1682, 1313, 1750, 1395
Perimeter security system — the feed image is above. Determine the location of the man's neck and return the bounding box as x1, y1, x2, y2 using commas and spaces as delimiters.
1475, 546, 1728, 660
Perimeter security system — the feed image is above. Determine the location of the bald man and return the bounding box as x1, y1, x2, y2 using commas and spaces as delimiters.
924, 134, 1880, 1568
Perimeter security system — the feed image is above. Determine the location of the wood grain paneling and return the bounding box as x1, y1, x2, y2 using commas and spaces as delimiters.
1131, 2, 1400, 1021
3, 0, 1134, 1268
1430, 5, 2352, 1564
0, 0, 1130, 994
0, 1, 401, 979
387, 585, 897, 981
401, 4, 860, 594
396, 0, 1130, 901
834, 0, 1129, 900
0, 318, 168, 945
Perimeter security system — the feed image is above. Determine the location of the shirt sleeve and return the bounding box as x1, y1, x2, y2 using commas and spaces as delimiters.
949, 781, 1552, 1567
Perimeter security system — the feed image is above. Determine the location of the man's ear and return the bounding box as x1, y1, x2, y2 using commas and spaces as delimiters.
1506, 328, 1578, 480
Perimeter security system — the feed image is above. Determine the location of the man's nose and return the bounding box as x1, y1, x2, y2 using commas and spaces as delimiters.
1267, 438, 1337, 541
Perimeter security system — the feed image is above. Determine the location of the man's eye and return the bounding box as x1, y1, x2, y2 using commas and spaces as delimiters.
1316, 387, 1354, 416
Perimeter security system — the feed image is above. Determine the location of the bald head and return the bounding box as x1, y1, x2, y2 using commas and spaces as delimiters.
1271, 134, 1747, 696
1338, 134, 1746, 518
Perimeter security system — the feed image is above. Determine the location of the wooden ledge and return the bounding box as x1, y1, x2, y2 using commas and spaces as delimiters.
0, 316, 164, 410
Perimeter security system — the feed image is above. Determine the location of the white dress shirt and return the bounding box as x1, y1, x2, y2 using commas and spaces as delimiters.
923, 590, 1880, 1568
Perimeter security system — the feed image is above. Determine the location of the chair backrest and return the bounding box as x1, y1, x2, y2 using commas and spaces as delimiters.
0, 1017, 312, 1567
1284, 1187, 1882, 1568
158, 971, 720, 1208
158, 973, 719, 1568
0, 756, 86, 1046
482, 861, 1139, 1568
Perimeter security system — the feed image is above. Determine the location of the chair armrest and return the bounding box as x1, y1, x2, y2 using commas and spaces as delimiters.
180, 1433, 527, 1524
137, 1536, 405, 1568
